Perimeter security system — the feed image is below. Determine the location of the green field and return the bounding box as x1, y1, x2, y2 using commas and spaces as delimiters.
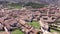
28, 21, 40, 29
12, 29, 24, 34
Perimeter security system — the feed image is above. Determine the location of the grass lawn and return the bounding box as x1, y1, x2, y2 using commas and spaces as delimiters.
31, 21, 40, 29
28, 21, 40, 29
12, 29, 24, 34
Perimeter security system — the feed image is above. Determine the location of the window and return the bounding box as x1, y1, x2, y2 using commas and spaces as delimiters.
43, 18, 48, 20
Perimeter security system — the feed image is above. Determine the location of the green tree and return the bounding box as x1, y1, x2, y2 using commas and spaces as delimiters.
24, 2, 46, 8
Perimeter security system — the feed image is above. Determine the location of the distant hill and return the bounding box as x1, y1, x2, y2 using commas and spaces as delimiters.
0, 0, 60, 5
